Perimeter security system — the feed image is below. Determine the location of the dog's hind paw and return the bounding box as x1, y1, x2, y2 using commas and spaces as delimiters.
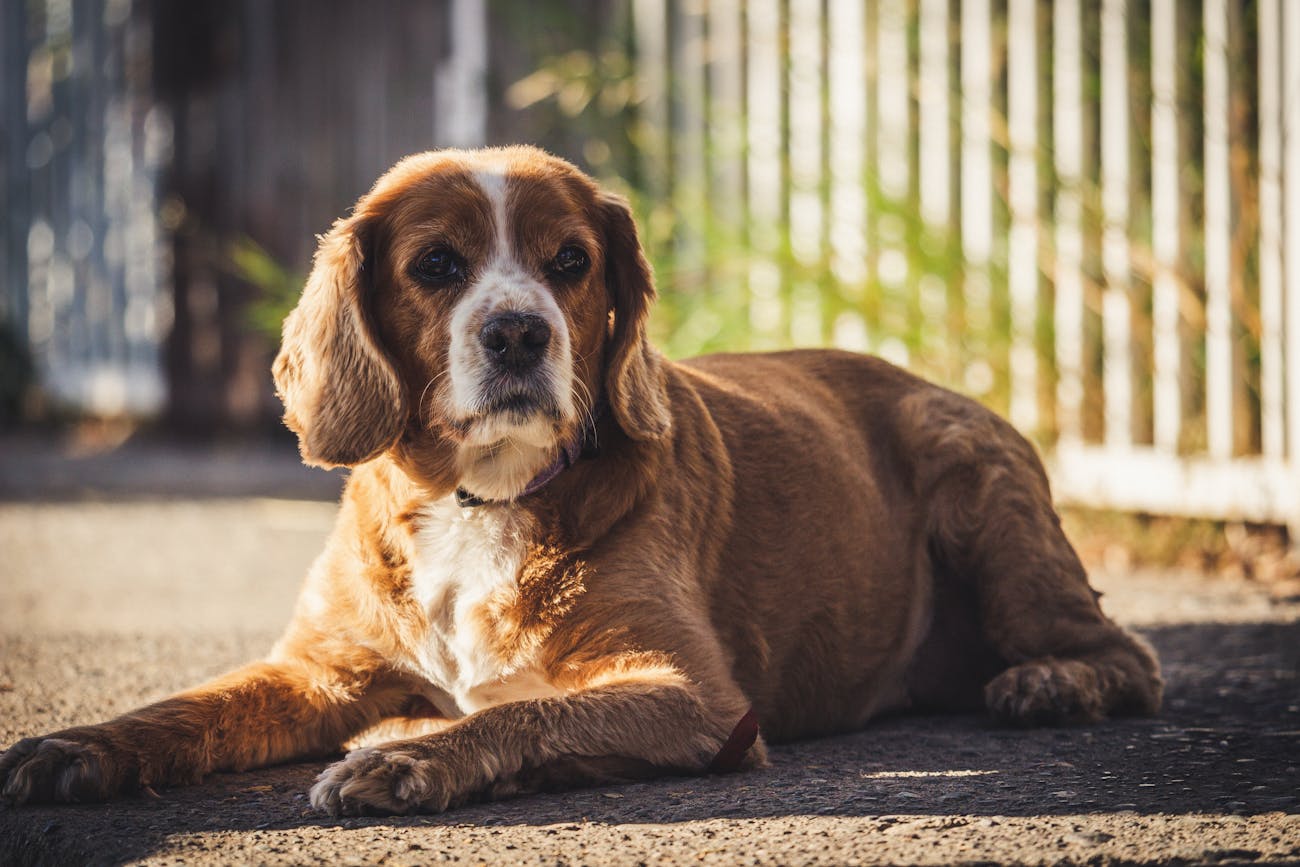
984, 659, 1105, 725
310, 746, 456, 816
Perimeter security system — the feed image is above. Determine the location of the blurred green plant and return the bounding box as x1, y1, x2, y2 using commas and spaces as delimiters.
229, 237, 303, 346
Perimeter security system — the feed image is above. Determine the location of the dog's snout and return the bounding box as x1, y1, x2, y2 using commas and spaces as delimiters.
479, 312, 551, 371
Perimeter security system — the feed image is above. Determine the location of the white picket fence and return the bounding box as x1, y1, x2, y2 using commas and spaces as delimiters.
1055, 0, 1299, 535
632, 0, 1300, 537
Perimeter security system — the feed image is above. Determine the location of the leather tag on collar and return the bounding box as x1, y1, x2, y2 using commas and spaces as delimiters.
709, 708, 759, 773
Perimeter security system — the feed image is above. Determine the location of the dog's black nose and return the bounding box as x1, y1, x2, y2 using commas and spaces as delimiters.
479, 312, 551, 371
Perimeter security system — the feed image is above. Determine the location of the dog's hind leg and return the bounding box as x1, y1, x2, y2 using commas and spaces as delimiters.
905, 390, 1163, 725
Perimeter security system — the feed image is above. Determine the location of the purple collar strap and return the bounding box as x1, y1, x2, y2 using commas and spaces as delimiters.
455, 402, 604, 508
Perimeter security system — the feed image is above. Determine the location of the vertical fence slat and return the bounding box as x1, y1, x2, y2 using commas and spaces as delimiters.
3, 0, 30, 340
960, 0, 992, 393
1203, 0, 1233, 459
118, 0, 166, 412
633, 0, 669, 201
1151, 0, 1181, 454
827, 0, 868, 350
1285, 1, 1300, 469
876, 0, 909, 212
1007, 0, 1038, 435
787, 0, 822, 267
875, 0, 909, 365
707, 0, 743, 225
435, 0, 486, 147
1054, 0, 1084, 446
1101, 0, 1132, 448
706, 0, 744, 338
788, 0, 823, 345
1259, 0, 1285, 461
917, 0, 950, 370
918, 0, 949, 230
672, 0, 706, 274
745, 0, 782, 345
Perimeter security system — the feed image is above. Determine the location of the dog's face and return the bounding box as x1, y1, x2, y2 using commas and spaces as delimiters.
273, 147, 671, 497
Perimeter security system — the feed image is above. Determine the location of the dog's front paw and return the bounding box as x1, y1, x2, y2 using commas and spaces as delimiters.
310, 746, 457, 816
0, 734, 125, 805
985, 659, 1105, 725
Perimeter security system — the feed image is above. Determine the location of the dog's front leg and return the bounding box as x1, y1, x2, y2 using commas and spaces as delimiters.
311, 679, 759, 816
0, 656, 402, 805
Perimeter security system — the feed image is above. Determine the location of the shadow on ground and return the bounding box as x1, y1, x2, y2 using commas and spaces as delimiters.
2, 621, 1296, 865
0, 433, 344, 502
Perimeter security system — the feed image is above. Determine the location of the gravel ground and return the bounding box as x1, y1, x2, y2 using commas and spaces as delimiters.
0, 439, 1297, 865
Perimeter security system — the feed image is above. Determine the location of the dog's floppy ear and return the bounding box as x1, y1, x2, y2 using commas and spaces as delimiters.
272, 215, 405, 467
598, 192, 671, 441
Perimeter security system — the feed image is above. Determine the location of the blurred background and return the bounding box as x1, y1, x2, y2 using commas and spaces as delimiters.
1, 0, 1298, 563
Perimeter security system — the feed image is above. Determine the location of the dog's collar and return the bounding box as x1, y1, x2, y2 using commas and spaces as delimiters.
455, 401, 604, 508
709, 708, 760, 773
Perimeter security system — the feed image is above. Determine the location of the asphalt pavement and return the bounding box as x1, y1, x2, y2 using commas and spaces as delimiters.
0, 435, 1296, 865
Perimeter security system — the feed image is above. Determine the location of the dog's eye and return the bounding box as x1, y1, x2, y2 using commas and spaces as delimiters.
413, 248, 465, 284
550, 245, 589, 277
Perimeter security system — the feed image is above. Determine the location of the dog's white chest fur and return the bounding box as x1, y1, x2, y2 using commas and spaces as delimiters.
408, 497, 561, 717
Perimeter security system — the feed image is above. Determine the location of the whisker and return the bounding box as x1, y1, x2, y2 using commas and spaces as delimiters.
418, 369, 451, 430
570, 377, 598, 449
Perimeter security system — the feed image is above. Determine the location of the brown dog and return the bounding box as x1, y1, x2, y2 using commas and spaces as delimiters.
0, 146, 1161, 815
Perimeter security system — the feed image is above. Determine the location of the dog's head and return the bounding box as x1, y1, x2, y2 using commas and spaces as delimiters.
273, 146, 671, 498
